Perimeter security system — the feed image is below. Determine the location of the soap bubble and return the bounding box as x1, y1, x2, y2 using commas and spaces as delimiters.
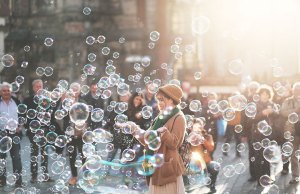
51, 161, 64, 175
223, 165, 235, 177
44, 38, 54, 46
192, 16, 210, 35
148, 137, 161, 151
27, 109, 37, 119
288, 112, 299, 124
228, 94, 248, 111
105, 65, 116, 75
141, 56, 151, 67
83, 64, 96, 75
1, 54, 15, 67
117, 83, 130, 96
91, 108, 104, 122
245, 102, 257, 118
187, 132, 204, 146
221, 143, 231, 153
147, 82, 159, 94
263, 145, 281, 163
223, 108, 235, 121
102, 47, 110, 55
97, 35, 106, 43
122, 149, 136, 161
17, 104, 27, 114
119, 37, 126, 43
21, 61, 28, 68
80, 85, 90, 95
234, 125, 243, 133
136, 155, 156, 176
141, 106, 153, 119
24, 45, 30, 52
152, 154, 164, 167
55, 135, 68, 148
46, 132, 58, 144
236, 143, 246, 153
69, 102, 89, 126
150, 31, 160, 41
86, 36, 95, 45
144, 130, 158, 145
228, 59, 243, 75
189, 100, 202, 112
259, 174, 273, 187
0, 136, 12, 153
36, 67, 45, 76
83, 7, 91, 15
82, 131, 95, 144
88, 53, 96, 62
234, 162, 246, 174
38, 96, 51, 110
15, 75, 24, 84
94, 128, 113, 143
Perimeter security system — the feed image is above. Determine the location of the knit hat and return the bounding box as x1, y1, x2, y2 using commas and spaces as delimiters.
158, 84, 183, 105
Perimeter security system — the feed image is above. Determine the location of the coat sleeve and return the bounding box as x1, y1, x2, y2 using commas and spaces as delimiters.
161, 115, 186, 150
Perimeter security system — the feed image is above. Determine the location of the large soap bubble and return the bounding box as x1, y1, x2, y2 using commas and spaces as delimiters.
0, 136, 12, 153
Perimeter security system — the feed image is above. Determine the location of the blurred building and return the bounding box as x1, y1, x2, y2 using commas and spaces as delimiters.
0, 0, 149, 95
1, 0, 300, 97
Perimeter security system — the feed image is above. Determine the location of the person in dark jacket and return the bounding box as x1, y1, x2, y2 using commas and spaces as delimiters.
23, 79, 59, 183
83, 81, 112, 130
250, 85, 278, 185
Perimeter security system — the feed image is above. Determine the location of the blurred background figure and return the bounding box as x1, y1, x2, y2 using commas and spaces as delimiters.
280, 82, 300, 184
144, 83, 159, 119
224, 92, 242, 157
23, 79, 57, 183
249, 85, 278, 185
83, 81, 112, 130
0, 82, 23, 187
180, 118, 219, 194
127, 92, 151, 160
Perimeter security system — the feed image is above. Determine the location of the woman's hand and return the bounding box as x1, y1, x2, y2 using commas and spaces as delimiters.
157, 126, 168, 136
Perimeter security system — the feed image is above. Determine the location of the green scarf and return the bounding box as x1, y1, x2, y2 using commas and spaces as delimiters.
146, 107, 180, 156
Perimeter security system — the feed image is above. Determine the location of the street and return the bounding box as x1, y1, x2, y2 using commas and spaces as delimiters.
1, 135, 299, 194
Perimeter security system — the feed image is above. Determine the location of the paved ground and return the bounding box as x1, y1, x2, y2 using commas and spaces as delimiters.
1, 135, 300, 194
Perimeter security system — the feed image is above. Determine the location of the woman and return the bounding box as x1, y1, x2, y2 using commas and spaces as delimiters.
65, 85, 88, 185
130, 84, 187, 194
127, 92, 151, 160
180, 118, 219, 193
127, 92, 151, 130
250, 85, 278, 184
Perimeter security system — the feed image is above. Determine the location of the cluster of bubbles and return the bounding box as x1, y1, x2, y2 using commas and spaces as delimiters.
77, 153, 164, 193
148, 31, 160, 49
36, 66, 54, 77
222, 162, 246, 178
0, 9, 294, 193
144, 130, 161, 151
257, 120, 272, 136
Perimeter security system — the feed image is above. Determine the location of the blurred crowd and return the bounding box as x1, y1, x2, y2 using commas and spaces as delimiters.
0, 78, 300, 194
